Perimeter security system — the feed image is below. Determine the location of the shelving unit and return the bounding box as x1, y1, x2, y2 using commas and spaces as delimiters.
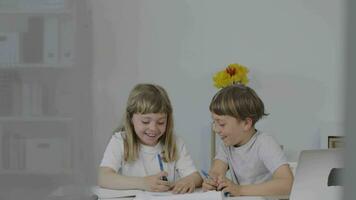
0, 0, 92, 182
0, 9, 72, 15
0, 63, 73, 69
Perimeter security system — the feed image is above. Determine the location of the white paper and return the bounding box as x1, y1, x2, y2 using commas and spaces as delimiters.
92, 186, 142, 199
134, 190, 223, 200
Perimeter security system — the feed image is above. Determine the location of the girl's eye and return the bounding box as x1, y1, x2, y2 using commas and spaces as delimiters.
219, 124, 225, 127
141, 121, 149, 124
157, 122, 166, 125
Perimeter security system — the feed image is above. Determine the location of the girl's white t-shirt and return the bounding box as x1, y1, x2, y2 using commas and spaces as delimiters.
100, 132, 197, 182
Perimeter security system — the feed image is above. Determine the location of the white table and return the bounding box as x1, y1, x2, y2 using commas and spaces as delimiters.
97, 194, 288, 200
48, 186, 288, 200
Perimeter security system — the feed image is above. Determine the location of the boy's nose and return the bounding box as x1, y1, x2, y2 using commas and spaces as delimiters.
215, 130, 222, 136
212, 124, 221, 134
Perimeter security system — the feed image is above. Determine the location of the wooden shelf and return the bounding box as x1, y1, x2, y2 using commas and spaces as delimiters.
0, 63, 73, 69
0, 116, 72, 123
0, 9, 72, 16
0, 169, 72, 176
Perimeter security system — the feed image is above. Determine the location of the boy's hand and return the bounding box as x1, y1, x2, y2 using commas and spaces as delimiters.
202, 174, 218, 192
217, 176, 241, 197
143, 171, 171, 192
171, 178, 195, 194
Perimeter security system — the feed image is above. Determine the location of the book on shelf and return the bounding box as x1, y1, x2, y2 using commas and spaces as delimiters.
21, 80, 43, 116
9, 133, 25, 170
1, 132, 26, 170
21, 16, 44, 63
31, 81, 43, 116
1, 132, 10, 169
11, 73, 22, 116
0, 0, 19, 10
0, 71, 20, 116
41, 82, 57, 116
0, 15, 28, 33
0, 124, 2, 169
18, 0, 66, 10
0, 72, 12, 116
21, 81, 32, 116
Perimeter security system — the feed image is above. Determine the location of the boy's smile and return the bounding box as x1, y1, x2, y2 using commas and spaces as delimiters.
211, 113, 254, 147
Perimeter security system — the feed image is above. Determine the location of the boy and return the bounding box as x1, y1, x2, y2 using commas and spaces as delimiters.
202, 84, 293, 197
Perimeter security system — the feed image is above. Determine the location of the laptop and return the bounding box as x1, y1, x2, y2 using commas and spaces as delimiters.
289, 149, 344, 200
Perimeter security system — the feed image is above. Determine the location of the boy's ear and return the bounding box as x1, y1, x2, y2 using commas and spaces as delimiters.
243, 117, 253, 130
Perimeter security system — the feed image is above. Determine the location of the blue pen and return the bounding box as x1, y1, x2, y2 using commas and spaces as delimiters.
201, 170, 231, 197
157, 154, 168, 181
224, 191, 231, 197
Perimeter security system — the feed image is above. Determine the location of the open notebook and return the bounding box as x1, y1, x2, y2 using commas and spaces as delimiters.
134, 190, 223, 200
92, 186, 223, 200
92, 186, 141, 198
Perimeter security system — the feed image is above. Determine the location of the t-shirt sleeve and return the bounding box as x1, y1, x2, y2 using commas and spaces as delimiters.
214, 141, 229, 164
99, 132, 124, 173
258, 134, 288, 174
175, 137, 198, 178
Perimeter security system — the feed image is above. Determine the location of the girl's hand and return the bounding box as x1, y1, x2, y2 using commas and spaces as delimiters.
216, 176, 241, 197
171, 178, 195, 194
143, 171, 171, 192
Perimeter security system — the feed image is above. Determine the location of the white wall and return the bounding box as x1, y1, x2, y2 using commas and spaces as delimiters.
91, 0, 140, 165
92, 0, 346, 170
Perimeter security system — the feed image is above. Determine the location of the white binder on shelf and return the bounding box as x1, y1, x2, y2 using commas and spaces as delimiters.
0, 71, 16, 116
0, 32, 20, 65
21, 81, 32, 116
11, 74, 22, 116
59, 15, 74, 65
9, 133, 25, 170
30, 81, 43, 116
43, 16, 59, 64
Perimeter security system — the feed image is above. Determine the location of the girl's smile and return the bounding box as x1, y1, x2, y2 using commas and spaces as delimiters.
132, 113, 167, 146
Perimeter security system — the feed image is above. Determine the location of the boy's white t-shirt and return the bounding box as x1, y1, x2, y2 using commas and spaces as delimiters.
215, 130, 288, 185
100, 132, 197, 182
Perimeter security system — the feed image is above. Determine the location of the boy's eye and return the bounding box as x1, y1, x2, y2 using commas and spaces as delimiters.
141, 121, 149, 124
218, 124, 225, 127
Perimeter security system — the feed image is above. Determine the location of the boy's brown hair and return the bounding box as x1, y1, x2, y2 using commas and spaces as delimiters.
209, 84, 268, 125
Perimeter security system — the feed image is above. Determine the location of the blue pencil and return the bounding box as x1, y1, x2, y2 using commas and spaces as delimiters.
157, 154, 168, 181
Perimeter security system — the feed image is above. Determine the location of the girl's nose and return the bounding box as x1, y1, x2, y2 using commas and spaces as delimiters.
149, 122, 159, 131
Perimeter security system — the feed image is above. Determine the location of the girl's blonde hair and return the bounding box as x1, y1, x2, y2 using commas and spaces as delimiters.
209, 84, 268, 125
116, 83, 177, 163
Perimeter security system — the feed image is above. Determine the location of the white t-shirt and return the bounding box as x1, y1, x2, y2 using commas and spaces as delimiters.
100, 132, 197, 182
215, 130, 287, 185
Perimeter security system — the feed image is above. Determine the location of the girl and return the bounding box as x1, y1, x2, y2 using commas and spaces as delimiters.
98, 83, 202, 194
